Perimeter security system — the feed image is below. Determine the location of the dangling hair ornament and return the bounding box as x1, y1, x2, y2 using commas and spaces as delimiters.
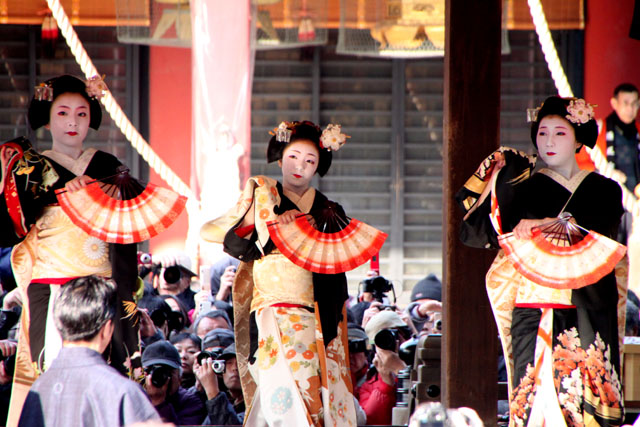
566, 98, 596, 125
526, 107, 539, 123
320, 123, 349, 151
272, 121, 293, 143
34, 82, 53, 102
85, 74, 108, 100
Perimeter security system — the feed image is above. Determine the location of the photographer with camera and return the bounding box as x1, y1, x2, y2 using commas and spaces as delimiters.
358, 310, 412, 425
351, 275, 398, 326
194, 343, 245, 425
208, 254, 240, 304
142, 340, 206, 425
142, 251, 198, 312
404, 274, 443, 336
19, 275, 159, 427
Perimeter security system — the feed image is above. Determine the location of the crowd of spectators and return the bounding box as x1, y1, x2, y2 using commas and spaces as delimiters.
0, 247, 454, 426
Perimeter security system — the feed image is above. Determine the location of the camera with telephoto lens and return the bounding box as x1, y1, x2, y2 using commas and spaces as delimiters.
146, 364, 173, 388
374, 326, 413, 352
374, 329, 399, 351
361, 276, 394, 303
162, 266, 182, 284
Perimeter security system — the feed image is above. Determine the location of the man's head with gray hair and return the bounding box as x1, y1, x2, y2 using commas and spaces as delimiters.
193, 309, 232, 338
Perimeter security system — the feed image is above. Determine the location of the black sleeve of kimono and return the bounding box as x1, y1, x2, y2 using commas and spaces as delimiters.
109, 242, 138, 293
109, 241, 139, 368
84, 151, 124, 180
313, 272, 349, 348
459, 196, 500, 249
222, 227, 264, 262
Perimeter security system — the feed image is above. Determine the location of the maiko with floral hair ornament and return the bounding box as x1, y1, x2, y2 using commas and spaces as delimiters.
0, 74, 141, 421
201, 120, 384, 426
457, 96, 626, 426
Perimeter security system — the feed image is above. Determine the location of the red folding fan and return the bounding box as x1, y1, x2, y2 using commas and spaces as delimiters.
267, 213, 387, 274
498, 213, 626, 289
55, 167, 187, 244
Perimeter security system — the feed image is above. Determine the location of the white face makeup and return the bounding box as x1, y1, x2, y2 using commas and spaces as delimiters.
536, 115, 581, 176
46, 92, 90, 157
279, 139, 320, 196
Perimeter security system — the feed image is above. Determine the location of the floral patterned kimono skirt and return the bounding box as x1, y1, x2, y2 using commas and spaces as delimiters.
239, 251, 356, 427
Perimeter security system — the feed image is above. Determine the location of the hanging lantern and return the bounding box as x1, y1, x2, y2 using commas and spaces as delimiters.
115, 0, 191, 47
255, 0, 328, 49
41, 13, 59, 58
337, 0, 445, 58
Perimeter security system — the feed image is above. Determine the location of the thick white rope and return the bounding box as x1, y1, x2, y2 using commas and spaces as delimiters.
528, 0, 639, 215
46, 0, 195, 202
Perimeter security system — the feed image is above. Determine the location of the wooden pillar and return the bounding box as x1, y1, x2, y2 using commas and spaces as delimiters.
442, 0, 502, 424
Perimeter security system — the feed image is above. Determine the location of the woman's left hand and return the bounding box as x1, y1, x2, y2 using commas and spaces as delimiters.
279, 209, 302, 224
65, 175, 92, 192
512, 217, 555, 240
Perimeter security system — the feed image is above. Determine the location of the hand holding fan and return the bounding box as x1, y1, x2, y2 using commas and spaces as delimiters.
55, 166, 187, 244
498, 212, 626, 289
267, 208, 387, 274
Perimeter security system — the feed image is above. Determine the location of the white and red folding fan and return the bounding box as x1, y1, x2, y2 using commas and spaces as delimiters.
267, 213, 387, 274
55, 168, 187, 244
498, 213, 626, 289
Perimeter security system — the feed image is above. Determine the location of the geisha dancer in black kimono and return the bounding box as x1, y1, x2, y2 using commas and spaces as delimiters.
0, 75, 139, 421
458, 96, 625, 426
200, 121, 357, 426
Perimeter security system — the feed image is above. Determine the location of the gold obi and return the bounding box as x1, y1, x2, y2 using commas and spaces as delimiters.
27, 206, 111, 281
251, 250, 314, 312
515, 275, 573, 306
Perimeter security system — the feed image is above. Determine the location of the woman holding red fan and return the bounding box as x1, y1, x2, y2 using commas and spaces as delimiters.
201, 121, 358, 426
0, 75, 139, 415
458, 96, 626, 426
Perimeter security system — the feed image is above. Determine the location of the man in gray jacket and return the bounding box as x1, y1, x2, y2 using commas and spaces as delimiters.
19, 275, 160, 427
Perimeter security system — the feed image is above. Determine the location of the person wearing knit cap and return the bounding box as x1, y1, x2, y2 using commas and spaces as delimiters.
404, 274, 443, 335
458, 96, 625, 426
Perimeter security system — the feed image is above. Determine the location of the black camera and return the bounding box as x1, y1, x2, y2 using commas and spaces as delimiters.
146, 364, 173, 388
163, 266, 182, 284
196, 351, 226, 374
361, 276, 395, 303
374, 329, 399, 351
348, 338, 368, 354
197, 349, 222, 366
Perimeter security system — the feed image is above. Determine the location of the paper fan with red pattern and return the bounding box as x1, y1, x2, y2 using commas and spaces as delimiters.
55, 167, 187, 244
267, 213, 387, 274
498, 213, 626, 289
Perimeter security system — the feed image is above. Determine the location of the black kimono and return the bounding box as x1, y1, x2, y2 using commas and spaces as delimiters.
1, 138, 139, 422
460, 148, 625, 427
